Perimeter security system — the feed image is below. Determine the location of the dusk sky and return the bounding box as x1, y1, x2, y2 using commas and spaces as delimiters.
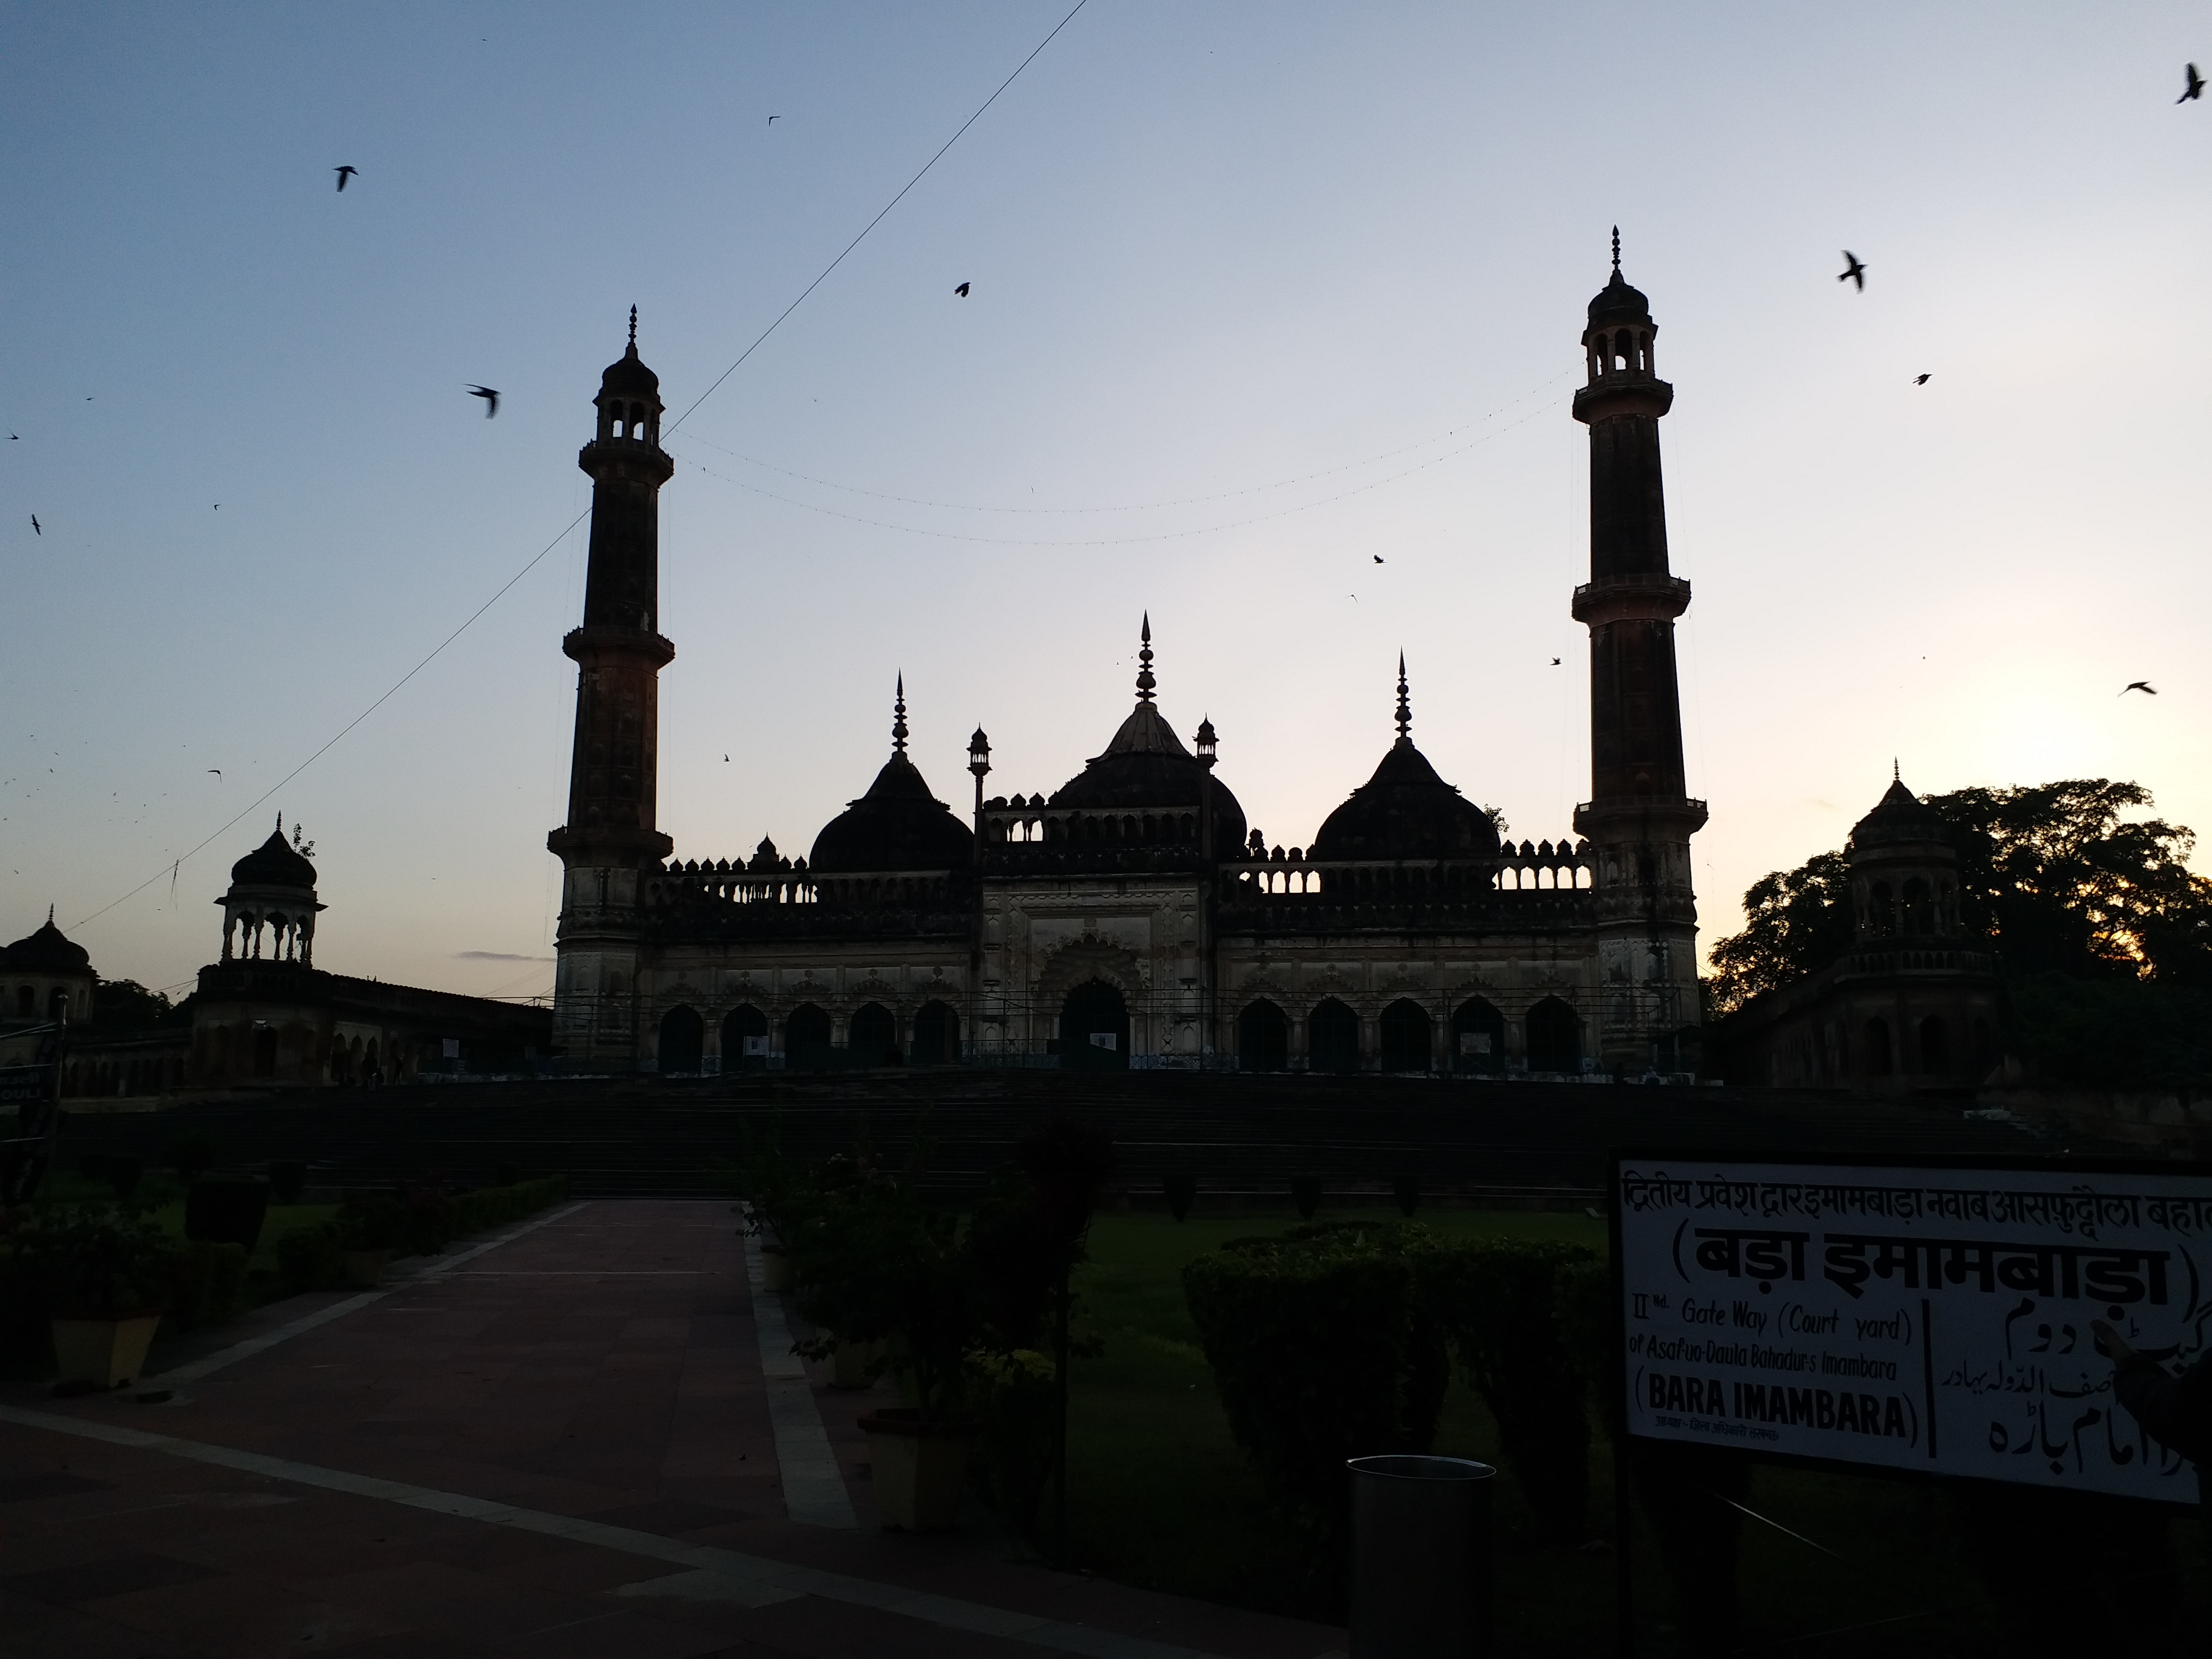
3, 3, 2205, 1006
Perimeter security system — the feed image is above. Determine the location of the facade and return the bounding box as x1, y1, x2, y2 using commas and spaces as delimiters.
1, 909, 97, 1030
1715, 774, 2004, 1089
551, 255, 1709, 1078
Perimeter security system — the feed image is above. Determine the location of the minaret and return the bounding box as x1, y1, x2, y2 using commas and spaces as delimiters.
547, 309, 676, 1069
1569, 234, 1707, 1073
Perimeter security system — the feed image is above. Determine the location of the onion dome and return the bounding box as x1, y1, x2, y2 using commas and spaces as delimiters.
0, 907, 92, 974
1848, 767, 1949, 850
1587, 227, 1651, 326
600, 306, 659, 397
807, 678, 975, 873
1046, 617, 1247, 848
1310, 657, 1499, 861
230, 820, 318, 890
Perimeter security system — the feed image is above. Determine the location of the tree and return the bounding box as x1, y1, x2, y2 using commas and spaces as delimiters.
1705, 852, 1854, 1015
90, 979, 189, 1034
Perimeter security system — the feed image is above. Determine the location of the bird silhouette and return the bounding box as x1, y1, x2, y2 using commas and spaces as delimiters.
954, 282, 971, 298
2182, 64, 2205, 102
1839, 252, 1866, 290
29, 515, 39, 536
1551, 657, 1562, 666
2121, 681, 2157, 696
767, 115, 779, 126
466, 385, 500, 418
1914, 373, 1931, 385
1372, 554, 1384, 564
207, 769, 221, 777
7, 433, 16, 440
334, 165, 358, 192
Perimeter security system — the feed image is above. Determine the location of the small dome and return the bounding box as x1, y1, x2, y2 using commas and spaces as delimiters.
1048, 701, 1248, 851
0, 912, 91, 975
1849, 775, 1949, 851
1587, 268, 1651, 327
600, 343, 659, 399
809, 753, 974, 873
1311, 740, 1499, 861
230, 826, 318, 890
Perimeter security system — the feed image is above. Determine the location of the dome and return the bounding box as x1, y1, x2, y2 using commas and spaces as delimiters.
0, 911, 91, 975
1587, 268, 1651, 327
600, 343, 659, 398
1311, 741, 1499, 861
1848, 774, 1949, 851
230, 825, 318, 890
806, 683, 974, 874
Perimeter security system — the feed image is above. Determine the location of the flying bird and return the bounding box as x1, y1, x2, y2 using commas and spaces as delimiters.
334, 165, 358, 192
1838, 252, 1866, 291
466, 385, 500, 418
954, 282, 971, 297
2121, 681, 2157, 697
1551, 657, 1562, 666
29, 515, 39, 535
207, 769, 221, 777
8, 433, 16, 440
2182, 64, 2205, 102
1913, 373, 1931, 385
1372, 554, 1384, 564
767, 115, 779, 126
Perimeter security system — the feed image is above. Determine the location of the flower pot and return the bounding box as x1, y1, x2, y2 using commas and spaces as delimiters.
831, 1337, 887, 1389
51, 1312, 163, 1389
342, 1249, 388, 1288
759, 1245, 794, 1293
859, 1408, 975, 1532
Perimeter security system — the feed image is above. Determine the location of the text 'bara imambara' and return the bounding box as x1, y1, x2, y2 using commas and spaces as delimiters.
549, 263, 1706, 1080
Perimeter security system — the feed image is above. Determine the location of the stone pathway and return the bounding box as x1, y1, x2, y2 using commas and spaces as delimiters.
0, 1200, 1340, 1659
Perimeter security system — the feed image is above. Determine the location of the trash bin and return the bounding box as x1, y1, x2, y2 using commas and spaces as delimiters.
1346, 1454, 1493, 1658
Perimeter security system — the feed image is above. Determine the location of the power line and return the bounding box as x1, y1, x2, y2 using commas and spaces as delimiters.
673, 370, 1572, 515
661, 0, 1090, 440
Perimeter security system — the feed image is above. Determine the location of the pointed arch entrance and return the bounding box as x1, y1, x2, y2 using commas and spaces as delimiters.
1059, 979, 1129, 1071
657, 1005, 703, 1075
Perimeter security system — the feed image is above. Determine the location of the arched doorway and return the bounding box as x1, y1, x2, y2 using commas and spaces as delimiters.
1059, 979, 1130, 1071
1238, 1000, 1289, 1072
912, 1000, 959, 1066
1451, 997, 1506, 1075
1308, 998, 1360, 1074
849, 1003, 898, 1067
786, 1004, 832, 1070
253, 1026, 278, 1079
722, 1005, 768, 1071
658, 1005, 703, 1075
1919, 1015, 1948, 1075
1525, 998, 1580, 1075
1380, 999, 1432, 1073
1864, 1017, 1893, 1077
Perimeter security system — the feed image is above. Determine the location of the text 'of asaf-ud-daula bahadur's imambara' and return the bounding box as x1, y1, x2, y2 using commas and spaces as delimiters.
548, 255, 1707, 1080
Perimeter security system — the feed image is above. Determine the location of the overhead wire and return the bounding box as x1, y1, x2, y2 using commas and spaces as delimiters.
65, 3, 1091, 937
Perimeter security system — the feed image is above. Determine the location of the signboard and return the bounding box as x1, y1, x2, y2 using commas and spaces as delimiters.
1615, 1156, 2212, 1505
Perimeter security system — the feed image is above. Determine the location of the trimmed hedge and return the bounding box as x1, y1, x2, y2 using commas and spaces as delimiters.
277, 1176, 568, 1291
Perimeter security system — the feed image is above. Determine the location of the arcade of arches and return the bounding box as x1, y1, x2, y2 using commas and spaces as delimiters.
1233, 993, 1580, 1076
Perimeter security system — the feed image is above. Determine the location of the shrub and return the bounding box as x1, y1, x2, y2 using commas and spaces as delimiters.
163, 1130, 218, 1181
1164, 1174, 1195, 1221
185, 1179, 270, 1250
276, 1221, 345, 1291
170, 1240, 248, 1331
1182, 1221, 1446, 1611
1290, 1176, 1322, 1218
267, 1161, 307, 1204
968, 1347, 1058, 1535
1423, 1237, 1600, 1544
10, 1204, 180, 1318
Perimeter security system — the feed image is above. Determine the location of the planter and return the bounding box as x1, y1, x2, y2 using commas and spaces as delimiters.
342, 1249, 389, 1288
51, 1312, 164, 1389
759, 1245, 794, 1293
859, 1408, 976, 1532
831, 1337, 888, 1389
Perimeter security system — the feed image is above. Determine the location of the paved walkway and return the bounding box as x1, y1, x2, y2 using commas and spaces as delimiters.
0, 1200, 1340, 1659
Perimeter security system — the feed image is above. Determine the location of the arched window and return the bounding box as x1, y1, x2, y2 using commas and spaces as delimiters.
1865, 1018, 1893, 1078
849, 1003, 898, 1067
1526, 997, 1580, 1075
1451, 998, 1506, 1075
253, 1026, 279, 1079
1972, 1018, 1996, 1077
1903, 878, 1932, 935
657, 1005, 703, 1075
786, 1004, 832, 1070
913, 1000, 959, 1066
1059, 979, 1129, 1072
1307, 998, 1360, 1074
14, 986, 31, 1018
722, 1004, 768, 1070
1237, 1000, 1288, 1072
1868, 882, 1895, 936
1380, 1000, 1432, 1073
1919, 1015, 1948, 1076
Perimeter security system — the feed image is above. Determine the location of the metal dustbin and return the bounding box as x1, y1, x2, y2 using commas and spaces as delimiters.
1346, 1454, 1494, 1658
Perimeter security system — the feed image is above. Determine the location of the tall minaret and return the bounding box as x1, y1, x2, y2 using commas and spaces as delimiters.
547, 310, 676, 1069
1569, 234, 1707, 1073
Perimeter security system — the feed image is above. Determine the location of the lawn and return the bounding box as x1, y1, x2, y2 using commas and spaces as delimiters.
1065, 1206, 2211, 1655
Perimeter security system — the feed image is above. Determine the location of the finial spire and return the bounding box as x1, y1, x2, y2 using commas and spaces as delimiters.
46, 903, 54, 926
1893, 757, 1900, 783
1135, 613, 1156, 702
892, 673, 909, 754
627, 305, 637, 352
1395, 652, 1411, 742
276, 811, 282, 834
1611, 226, 1621, 273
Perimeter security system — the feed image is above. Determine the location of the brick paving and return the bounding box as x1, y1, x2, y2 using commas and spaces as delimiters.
0, 1200, 1341, 1659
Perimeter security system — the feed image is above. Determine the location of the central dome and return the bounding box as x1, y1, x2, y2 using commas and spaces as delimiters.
229, 823, 317, 890
807, 683, 974, 874
1310, 661, 1499, 861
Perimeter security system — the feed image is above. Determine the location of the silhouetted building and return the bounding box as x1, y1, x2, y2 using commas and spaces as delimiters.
552, 255, 1712, 1078
1, 908, 96, 1029
1713, 773, 2003, 1087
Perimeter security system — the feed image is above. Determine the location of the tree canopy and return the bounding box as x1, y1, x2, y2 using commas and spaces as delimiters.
89, 979, 191, 1034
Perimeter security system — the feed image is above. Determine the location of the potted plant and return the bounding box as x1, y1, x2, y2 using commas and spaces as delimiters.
20, 1206, 180, 1389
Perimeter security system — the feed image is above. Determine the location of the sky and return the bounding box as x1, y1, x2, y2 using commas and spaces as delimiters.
3, 2, 2207, 1007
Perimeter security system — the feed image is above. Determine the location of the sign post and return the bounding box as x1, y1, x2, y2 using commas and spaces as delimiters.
0, 1021, 65, 1206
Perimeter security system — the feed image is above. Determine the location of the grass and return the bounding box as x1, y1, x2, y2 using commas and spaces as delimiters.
1065, 1205, 2212, 1655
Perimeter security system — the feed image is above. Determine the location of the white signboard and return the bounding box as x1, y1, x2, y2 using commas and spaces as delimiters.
1616, 1158, 2212, 1504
